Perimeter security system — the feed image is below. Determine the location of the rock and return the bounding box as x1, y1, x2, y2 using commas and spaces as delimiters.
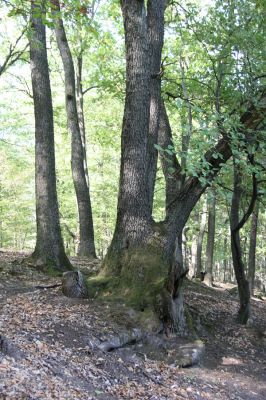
97, 328, 143, 352
177, 340, 205, 368
62, 270, 88, 298
0, 334, 24, 360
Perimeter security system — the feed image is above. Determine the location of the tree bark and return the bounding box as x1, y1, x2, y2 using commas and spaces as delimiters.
76, 56, 89, 188
195, 200, 207, 278
248, 201, 259, 296
146, 0, 165, 214
158, 99, 183, 216
204, 189, 216, 286
223, 236, 228, 283
103, 0, 266, 332
29, 0, 71, 270
104, 0, 154, 274
52, 0, 96, 259
230, 159, 257, 324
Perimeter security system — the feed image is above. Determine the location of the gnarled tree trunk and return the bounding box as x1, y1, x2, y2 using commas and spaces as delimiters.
29, 0, 71, 270
103, 0, 266, 333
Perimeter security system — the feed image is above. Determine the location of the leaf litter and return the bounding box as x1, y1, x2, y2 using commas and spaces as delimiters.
0, 251, 265, 399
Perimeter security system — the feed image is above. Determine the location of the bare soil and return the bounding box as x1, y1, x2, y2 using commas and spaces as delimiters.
0, 251, 265, 400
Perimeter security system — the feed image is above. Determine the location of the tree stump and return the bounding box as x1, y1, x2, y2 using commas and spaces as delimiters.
62, 271, 88, 298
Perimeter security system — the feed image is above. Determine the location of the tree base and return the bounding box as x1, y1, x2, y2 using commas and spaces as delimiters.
23, 250, 73, 274
102, 245, 192, 337
237, 302, 250, 325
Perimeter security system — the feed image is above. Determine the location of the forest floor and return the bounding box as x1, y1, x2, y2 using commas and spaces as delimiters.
0, 251, 265, 400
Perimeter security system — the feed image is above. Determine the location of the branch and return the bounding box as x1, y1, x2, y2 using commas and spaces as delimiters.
232, 155, 257, 233
82, 85, 99, 96
0, 29, 28, 76
167, 89, 266, 210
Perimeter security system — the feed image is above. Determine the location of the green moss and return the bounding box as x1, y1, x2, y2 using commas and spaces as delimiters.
86, 275, 116, 298
44, 265, 63, 277
98, 245, 169, 310
136, 308, 160, 332
184, 305, 197, 337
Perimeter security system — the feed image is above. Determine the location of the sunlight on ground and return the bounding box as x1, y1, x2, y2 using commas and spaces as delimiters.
222, 357, 244, 366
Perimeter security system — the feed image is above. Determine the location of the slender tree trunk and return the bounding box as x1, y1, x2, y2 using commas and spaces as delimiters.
223, 236, 228, 283
147, 0, 165, 214
52, 0, 96, 258
204, 190, 216, 286
191, 238, 197, 277
158, 102, 189, 334
230, 160, 257, 324
248, 201, 259, 296
76, 56, 90, 188
158, 99, 183, 213
29, 0, 71, 270
179, 55, 193, 176
195, 200, 207, 278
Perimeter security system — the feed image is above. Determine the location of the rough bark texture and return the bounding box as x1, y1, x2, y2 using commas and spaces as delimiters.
62, 271, 88, 298
146, 0, 165, 213
157, 235, 189, 335
29, 0, 71, 270
158, 104, 188, 333
204, 190, 216, 286
104, 0, 153, 274
103, 0, 266, 332
158, 99, 183, 216
52, 0, 96, 259
248, 201, 259, 296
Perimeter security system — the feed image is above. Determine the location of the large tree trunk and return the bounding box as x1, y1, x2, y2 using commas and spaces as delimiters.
104, 0, 154, 275
204, 190, 216, 286
52, 0, 96, 259
29, 0, 71, 270
248, 201, 259, 296
103, 0, 265, 333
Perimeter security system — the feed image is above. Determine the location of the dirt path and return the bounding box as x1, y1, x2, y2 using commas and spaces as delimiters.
0, 252, 265, 399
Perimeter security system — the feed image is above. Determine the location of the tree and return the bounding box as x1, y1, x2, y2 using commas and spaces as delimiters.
230, 156, 257, 324
204, 189, 216, 286
104, 0, 164, 269
103, 0, 266, 334
29, 0, 71, 270
195, 200, 207, 278
248, 201, 259, 295
51, 0, 96, 258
